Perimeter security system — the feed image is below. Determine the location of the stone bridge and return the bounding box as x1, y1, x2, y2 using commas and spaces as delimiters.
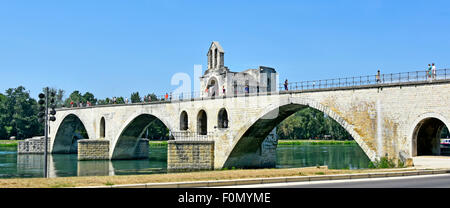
48, 73, 450, 170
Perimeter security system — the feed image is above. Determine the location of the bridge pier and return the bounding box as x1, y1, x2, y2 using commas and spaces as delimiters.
167, 140, 215, 172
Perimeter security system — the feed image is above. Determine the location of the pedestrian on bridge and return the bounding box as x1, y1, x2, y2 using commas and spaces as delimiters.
427, 64, 432, 80
432, 63, 436, 80
376, 70, 381, 83
284, 79, 288, 91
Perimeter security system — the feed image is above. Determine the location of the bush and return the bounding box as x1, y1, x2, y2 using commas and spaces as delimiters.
369, 157, 404, 169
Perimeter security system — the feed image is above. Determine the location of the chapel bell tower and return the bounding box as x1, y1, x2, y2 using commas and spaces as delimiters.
207, 41, 225, 71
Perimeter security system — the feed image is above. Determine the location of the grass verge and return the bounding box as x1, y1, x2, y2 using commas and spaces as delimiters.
0, 166, 413, 188
0, 140, 18, 147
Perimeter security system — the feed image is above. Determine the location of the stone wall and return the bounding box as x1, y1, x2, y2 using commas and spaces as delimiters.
167, 140, 214, 172
18, 136, 46, 154
78, 139, 110, 160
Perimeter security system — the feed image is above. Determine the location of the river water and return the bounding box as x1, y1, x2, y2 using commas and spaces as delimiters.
0, 144, 370, 178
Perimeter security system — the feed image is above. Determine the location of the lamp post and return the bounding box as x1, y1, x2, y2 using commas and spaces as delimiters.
38, 87, 56, 178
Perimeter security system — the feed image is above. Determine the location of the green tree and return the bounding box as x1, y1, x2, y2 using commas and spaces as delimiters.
276, 107, 352, 140
2, 86, 41, 139
0, 93, 8, 138
130, 92, 141, 103
46, 88, 65, 108
144, 119, 169, 140
82, 92, 97, 106
116, 97, 125, 104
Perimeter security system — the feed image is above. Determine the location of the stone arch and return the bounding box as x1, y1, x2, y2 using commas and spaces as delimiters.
218, 108, 229, 129
222, 97, 376, 168
180, 111, 188, 131
100, 117, 106, 138
52, 113, 89, 154
197, 110, 208, 135
207, 77, 219, 97
410, 113, 450, 156
111, 113, 171, 159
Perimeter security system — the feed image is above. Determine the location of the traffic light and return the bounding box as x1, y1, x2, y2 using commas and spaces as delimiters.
49, 91, 56, 122
38, 93, 46, 123
37, 89, 57, 123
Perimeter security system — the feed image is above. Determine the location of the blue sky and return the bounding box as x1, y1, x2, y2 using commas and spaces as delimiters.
1, 0, 449, 100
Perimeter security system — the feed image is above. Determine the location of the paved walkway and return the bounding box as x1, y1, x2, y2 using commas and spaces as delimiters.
413, 156, 450, 169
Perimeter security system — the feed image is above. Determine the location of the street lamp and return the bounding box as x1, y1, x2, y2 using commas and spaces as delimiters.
38, 87, 57, 178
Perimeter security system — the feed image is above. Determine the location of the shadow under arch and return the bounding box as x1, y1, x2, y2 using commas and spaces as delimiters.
223, 101, 373, 169
412, 117, 448, 156
52, 114, 89, 154
111, 114, 169, 160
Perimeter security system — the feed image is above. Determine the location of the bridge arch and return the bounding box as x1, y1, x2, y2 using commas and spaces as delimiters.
197, 110, 208, 135
218, 108, 229, 129
180, 111, 188, 131
111, 113, 171, 159
100, 117, 106, 138
52, 113, 89, 154
222, 97, 376, 168
410, 113, 450, 157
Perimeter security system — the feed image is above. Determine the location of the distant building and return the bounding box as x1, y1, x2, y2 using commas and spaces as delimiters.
199, 41, 278, 98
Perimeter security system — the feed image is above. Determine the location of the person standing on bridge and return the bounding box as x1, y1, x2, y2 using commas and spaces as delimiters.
427, 64, 432, 80
376, 70, 381, 83
284, 79, 288, 91
432, 63, 436, 80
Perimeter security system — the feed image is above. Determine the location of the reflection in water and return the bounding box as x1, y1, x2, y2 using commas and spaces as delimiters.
2, 147, 168, 178
276, 144, 371, 169
1, 144, 370, 178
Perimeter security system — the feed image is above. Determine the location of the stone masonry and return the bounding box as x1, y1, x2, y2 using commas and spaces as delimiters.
49, 80, 450, 169
78, 139, 110, 160
18, 136, 46, 154
167, 140, 214, 172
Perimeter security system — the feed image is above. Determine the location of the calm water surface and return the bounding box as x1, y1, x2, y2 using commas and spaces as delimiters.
0, 144, 370, 178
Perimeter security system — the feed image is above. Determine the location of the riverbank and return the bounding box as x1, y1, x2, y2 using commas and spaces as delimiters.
0, 166, 417, 188
278, 139, 355, 145
0, 140, 17, 147
148, 140, 356, 147
0, 139, 357, 148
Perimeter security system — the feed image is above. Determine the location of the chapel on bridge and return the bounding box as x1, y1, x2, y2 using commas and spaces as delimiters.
199, 41, 278, 98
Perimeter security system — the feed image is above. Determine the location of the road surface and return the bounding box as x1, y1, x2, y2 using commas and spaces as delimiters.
219, 173, 450, 188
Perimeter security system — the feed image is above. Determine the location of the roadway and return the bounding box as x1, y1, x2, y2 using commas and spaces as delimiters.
218, 173, 450, 188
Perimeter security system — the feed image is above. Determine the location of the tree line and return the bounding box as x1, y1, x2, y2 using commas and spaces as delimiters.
1, 85, 449, 141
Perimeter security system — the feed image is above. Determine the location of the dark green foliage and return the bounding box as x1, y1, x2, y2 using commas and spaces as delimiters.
276, 107, 352, 140
130, 92, 141, 103
442, 126, 449, 138
368, 157, 403, 168
63, 90, 97, 107
144, 119, 169, 140
0, 86, 42, 139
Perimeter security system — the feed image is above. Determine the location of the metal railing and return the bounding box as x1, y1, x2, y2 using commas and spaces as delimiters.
279, 68, 449, 92
59, 68, 450, 110
170, 131, 215, 141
